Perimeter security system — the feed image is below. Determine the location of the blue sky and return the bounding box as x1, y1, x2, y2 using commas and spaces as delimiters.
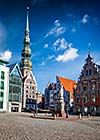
0, 0, 100, 93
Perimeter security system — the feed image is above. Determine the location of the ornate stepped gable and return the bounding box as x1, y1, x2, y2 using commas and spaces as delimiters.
74, 52, 100, 115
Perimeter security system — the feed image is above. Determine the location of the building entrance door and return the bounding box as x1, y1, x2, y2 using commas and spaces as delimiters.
11, 107, 19, 112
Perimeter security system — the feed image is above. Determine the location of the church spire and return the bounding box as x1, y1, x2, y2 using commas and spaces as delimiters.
23, 7, 30, 46
20, 6, 37, 109
20, 7, 32, 71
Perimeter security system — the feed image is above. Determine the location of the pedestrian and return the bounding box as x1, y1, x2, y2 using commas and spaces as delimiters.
78, 108, 81, 119
31, 108, 36, 117
87, 111, 91, 118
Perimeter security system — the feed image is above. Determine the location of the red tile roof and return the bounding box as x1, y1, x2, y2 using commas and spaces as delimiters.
57, 76, 76, 96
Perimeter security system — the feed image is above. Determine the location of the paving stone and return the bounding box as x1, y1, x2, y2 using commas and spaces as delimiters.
0, 113, 100, 140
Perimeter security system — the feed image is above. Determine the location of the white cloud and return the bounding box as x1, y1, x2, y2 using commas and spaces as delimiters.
72, 28, 76, 32
82, 14, 88, 24
0, 50, 12, 61
53, 38, 68, 51
40, 61, 45, 66
68, 43, 73, 48
48, 55, 55, 60
44, 44, 48, 48
45, 19, 66, 37
88, 42, 91, 47
56, 47, 79, 62
0, 23, 7, 45
53, 38, 61, 46
96, 61, 100, 65
54, 20, 61, 27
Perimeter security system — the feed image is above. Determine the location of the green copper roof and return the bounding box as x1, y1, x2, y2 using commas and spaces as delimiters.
20, 58, 32, 69
22, 8, 31, 57
20, 7, 32, 70
22, 46, 31, 57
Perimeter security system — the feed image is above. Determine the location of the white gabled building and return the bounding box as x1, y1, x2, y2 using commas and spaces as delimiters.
0, 59, 9, 112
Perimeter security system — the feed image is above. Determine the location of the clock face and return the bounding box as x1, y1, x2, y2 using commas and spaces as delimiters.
25, 70, 30, 76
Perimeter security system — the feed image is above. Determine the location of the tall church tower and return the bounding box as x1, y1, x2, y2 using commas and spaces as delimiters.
20, 7, 37, 109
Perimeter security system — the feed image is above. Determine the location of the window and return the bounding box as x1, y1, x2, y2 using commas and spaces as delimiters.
1, 71, 5, 79
92, 85, 96, 91
0, 92, 3, 97
76, 98, 80, 103
13, 68, 20, 77
26, 99, 29, 103
16, 95, 19, 101
91, 106, 96, 112
12, 94, 16, 101
86, 70, 88, 76
89, 69, 92, 75
92, 96, 95, 102
50, 96, 53, 99
83, 96, 87, 103
83, 86, 86, 92
0, 101, 3, 109
26, 90, 28, 93
26, 95, 28, 98
30, 99, 33, 103
0, 81, 4, 90
78, 86, 80, 91
29, 104, 32, 107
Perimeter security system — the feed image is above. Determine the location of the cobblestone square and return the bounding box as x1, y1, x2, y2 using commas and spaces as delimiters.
0, 113, 100, 140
